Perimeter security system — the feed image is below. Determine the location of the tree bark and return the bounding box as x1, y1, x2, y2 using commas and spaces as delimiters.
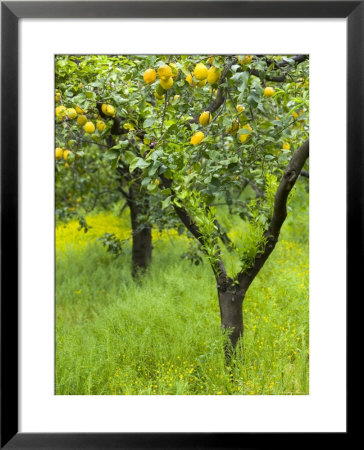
218, 281, 245, 357
127, 181, 152, 277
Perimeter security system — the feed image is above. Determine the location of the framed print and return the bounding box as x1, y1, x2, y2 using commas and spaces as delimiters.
1, 1, 357, 448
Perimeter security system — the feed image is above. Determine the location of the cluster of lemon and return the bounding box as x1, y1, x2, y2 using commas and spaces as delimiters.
143, 63, 179, 99
55, 147, 71, 162
191, 103, 251, 146
55, 98, 114, 135
186, 61, 221, 87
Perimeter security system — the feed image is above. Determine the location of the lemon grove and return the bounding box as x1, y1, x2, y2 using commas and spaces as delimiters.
55, 55, 309, 386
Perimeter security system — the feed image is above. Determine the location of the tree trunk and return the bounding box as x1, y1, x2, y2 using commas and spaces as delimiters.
218, 281, 245, 358
127, 181, 152, 277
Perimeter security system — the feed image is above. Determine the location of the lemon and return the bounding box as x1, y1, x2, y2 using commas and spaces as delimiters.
55, 92, 61, 103
190, 131, 205, 146
84, 121, 95, 134
173, 94, 180, 101
55, 105, 66, 119
208, 56, 214, 65
75, 105, 84, 114
55, 147, 63, 160
77, 114, 87, 126
237, 105, 245, 113
96, 120, 106, 132
207, 67, 221, 84
282, 142, 290, 150
157, 65, 172, 80
199, 111, 212, 126
63, 150, 72, 160
194, 63, 208, 80
143, 68, 157, 84
264, 87, 275, 97
66, 108, 77, 119
226, 120, 240, 135
186, 73, 194, 86
239, 55, 253, 65
197, 79, 207, 87
239, 124, 253, 143
101, 104, 115, 117
169, 63, 179, 78
160, 77, 173, 90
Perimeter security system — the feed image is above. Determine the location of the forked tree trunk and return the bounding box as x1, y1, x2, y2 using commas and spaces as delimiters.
218, 281, 245, 358
127, 181, 152, 277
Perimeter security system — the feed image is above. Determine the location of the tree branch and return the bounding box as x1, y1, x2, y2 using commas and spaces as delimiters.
160, 174, 229, 285
238, 139, 309, 290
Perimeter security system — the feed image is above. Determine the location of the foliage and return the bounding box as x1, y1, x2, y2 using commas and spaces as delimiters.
55, 54, 309, 279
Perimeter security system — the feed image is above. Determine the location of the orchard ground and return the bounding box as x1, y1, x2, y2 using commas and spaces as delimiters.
56, 183, 308, 395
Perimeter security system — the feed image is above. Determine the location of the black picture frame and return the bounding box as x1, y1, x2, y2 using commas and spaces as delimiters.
1, 1, 356, 448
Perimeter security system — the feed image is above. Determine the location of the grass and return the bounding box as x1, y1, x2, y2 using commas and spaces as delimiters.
56, 185, 309, 395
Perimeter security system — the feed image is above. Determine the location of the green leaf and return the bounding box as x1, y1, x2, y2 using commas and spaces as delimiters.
129, 157, 150, 172
143, 118, 155, 128
123, 150, 136, 164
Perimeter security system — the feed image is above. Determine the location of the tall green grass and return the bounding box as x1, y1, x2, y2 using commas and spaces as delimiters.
56, 184, 309, 395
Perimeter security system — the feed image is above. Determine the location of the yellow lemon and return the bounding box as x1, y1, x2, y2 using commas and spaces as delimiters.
208, 56, 214, 65
55, 105, 66, 119
199, 111, 212, 126
63, 150, 72, 160
96, 120, 106, 132
194, 63, 208, 80
77, 114, 87, 126
264, 87, 275, 97
190, 131, 205, 146
101, 104, 115, 117
239, 124, 253, 143
65, 108, 77, 119
207, 66, 221, 84
84, 121, 95, 134
160, 77, 173, 90
75, 105, 84, 114
186, 73, 194, 86
237, 104, 245, 113
157, 65, 172, 80
143, 68, 157, 84
55, 92, 61, 103
282, 142, 291, 150
55, 147, 63, 160
226, 120, 240, 135
197, 79, 207, 87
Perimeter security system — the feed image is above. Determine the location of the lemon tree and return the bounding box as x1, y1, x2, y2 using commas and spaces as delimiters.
55, 54, 309, 354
